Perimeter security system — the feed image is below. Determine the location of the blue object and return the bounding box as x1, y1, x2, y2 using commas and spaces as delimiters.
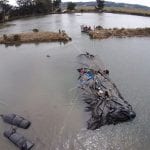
85, 72, 94, 80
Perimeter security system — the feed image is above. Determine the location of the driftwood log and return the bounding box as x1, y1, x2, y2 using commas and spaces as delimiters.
77, 52, 136, 130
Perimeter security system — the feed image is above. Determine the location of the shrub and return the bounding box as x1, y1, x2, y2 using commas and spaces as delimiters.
13, 34, 21, 41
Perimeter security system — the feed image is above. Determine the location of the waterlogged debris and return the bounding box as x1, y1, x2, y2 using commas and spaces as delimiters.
0, 114, 31, 129
77, 52, 136, 130
4, 128, 34, 150
81, 25, 92, 33
89, 27, 150, 39
0, 31, 72, 45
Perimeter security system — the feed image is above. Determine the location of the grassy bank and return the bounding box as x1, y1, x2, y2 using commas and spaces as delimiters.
0, 31, 72, 45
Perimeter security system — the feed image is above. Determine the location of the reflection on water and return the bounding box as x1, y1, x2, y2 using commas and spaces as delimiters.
0, 13, 150, 150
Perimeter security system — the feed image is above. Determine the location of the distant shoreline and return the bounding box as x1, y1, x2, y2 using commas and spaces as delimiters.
103, 7, 150, 17
0, 7, 150, 25
74, 7, 150, 17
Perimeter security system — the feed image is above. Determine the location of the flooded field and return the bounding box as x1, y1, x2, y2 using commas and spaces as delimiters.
0, 13, 150, 150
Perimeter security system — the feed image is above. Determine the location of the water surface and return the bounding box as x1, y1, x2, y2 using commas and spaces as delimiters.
0, 13, 150, 150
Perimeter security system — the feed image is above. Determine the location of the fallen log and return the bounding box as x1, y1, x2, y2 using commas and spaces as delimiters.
77, 52, 136, 130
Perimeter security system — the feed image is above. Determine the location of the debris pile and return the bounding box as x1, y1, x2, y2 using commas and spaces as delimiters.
77, 52, 136, 130
81, 25, 92, 33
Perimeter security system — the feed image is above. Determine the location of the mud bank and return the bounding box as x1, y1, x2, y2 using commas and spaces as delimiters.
0, 31, 72, 45
89, 27, 150, 39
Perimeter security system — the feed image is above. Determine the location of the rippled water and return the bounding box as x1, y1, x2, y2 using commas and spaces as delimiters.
0, 13, 150, 150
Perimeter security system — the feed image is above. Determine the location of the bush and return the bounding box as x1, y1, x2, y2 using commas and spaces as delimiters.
13, 34, 21, 41
32, 29, 39, 32
3, 34, 8, 40
67, 2, 76, 11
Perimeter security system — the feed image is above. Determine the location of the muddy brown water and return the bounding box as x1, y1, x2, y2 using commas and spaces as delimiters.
0, 13, 150, 150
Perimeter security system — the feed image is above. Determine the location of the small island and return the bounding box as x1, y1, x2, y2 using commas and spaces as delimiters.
0, 31, 72, 45
88, 27, 150, 39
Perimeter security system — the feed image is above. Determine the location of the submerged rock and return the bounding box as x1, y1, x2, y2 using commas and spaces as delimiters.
0, 31, 72, 45
77, 52, 136, 130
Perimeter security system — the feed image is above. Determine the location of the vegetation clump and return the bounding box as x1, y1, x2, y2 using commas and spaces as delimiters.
13, 34, 21, 41
32, 29, 39, 32
3, 34, 8, 40
95, 0, 104, 11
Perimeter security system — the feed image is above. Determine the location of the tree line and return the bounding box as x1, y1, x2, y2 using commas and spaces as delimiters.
0, 0, 61, 21
0, 0, 104, 22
